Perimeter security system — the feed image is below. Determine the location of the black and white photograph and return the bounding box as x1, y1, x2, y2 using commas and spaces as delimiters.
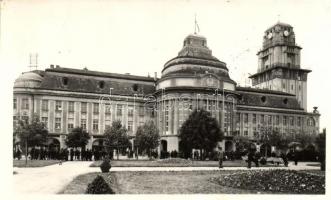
1, 0, 329, 198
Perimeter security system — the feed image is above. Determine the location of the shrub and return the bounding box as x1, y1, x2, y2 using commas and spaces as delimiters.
100, 157, 111, 173
160, 151, 170, 159
85, 175, 114, 194
260, 157, 267, 165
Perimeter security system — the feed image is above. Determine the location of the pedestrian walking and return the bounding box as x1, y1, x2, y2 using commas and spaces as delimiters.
217, 147, 224, 168
280, 151, 288, 167
247, 150, 254, 169
70, 148, 74, 161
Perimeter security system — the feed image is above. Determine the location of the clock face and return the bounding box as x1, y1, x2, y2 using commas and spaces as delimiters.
267, 32, 273, 39
284, 30, 289, 36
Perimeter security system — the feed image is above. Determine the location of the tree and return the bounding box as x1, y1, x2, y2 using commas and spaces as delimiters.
294, 132, 316, 148
179, 109, 223, 160
14, 114, 48, 165
104, 120, 131, 160
65, 127, 90, 149
315, 129, 326, 171
135, 120, 160, 158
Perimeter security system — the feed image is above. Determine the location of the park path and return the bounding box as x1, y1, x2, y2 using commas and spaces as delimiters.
13, 161, 320, 194
13, 161, 99, 194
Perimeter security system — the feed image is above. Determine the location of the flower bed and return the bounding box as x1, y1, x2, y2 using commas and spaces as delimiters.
213, 170, 325, 194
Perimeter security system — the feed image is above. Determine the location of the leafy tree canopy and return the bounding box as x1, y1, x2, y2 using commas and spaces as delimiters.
135, 120, 160, 156
179, 109, 223, 152
104, 120, 131, 148
14, 114, 48, 147
65, 127, 90, 148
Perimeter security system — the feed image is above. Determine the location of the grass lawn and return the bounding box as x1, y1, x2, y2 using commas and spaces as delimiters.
61, 169, 325, 194
61, 170, 264, 194
90, 159, 284, 168
13, 159, 62, 167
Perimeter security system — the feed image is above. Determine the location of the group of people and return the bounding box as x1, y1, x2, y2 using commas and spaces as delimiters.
13, 147, 111, 161
217, 146, 292, 169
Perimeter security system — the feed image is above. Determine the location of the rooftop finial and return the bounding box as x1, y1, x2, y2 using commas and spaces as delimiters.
194, 13, 200, 34
277, 14, 280, 23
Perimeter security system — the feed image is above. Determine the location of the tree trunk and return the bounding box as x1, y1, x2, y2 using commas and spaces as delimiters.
25, 139, 28, 166
117, 146, 119, 160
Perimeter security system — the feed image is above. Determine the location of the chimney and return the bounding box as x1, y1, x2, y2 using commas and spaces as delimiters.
154, 72, 157, 81
50, 64, 54, 69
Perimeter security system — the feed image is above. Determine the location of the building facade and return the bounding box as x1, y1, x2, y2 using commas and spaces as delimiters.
13, 22, 320, 153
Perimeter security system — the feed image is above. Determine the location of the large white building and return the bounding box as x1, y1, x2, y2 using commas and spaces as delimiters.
13, 22, 320, 153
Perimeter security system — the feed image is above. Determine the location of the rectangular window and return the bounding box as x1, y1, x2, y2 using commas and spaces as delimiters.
21, 98, 29, 109
41, 117, 48, 128
55, 101, 62, 111
55, 118, 61, 129
297, 117, 301, 126
81, 102, 87, 113
253, 114, 256, 124
93, 119, 99, 130
268, 115, 272, 125
236, 113, 240, 124
81, 119, 87, 130
13, 99, 17, 109
93, 103, 99, 114
42, 100, 48, 111
244, 113, 248, 123
283, 116, 287, 126
275, 116, 280, 125
128, 105, 134, 117
165, 103, 169, 132
290, 116, 294, 126
68, 101, 75, 112
105, 120, 111, 130
117, 104, 122, 116
138, 106, 144, 116
105, 104, 111, 114
260, 114, 264, 124
13, 116, 18, 128
244, 130, 248, 136
21, 115, 29, 122
128, 121, 133, 131
68, 118, 74, 130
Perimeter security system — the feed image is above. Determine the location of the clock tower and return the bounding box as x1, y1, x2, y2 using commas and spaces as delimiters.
249, 22, 311, 111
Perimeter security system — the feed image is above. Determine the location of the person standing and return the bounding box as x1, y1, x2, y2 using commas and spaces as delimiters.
247, 150, 254, 169
70, 148, 74, 161
280, 151, 288, 167
217, 147, 224, 168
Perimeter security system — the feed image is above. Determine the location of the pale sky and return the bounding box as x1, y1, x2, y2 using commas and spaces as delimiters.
1, 0, 331, 132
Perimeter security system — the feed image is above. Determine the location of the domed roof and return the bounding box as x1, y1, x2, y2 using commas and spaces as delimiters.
14, 71, 43, 88
161, 34, 231, 79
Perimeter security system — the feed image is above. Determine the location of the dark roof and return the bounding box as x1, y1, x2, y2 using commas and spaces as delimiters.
237, 87, 303, 110
236, 86, 295, 96
266, 22, 293, 32
38, 67, 156, 96
249, 66, 311, 78
45, 67, 156, 82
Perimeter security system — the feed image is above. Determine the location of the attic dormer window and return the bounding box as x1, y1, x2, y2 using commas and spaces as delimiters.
98, 81, 105, 89
283, 98, 288, 105
62, 77, 68, 86
261, 96, 266, 103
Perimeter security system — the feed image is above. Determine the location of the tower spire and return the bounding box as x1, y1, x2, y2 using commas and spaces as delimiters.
194, 14, 200, 34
